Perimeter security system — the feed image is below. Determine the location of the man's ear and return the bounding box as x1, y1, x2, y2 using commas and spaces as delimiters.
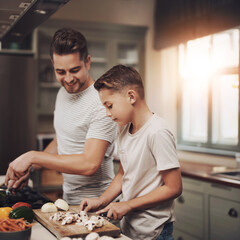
85, 55, 91, 70
127, 90, 137, 104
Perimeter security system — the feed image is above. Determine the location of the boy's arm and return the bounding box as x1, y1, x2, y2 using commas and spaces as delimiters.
80, 163, 124, 212
97, 168, 182, 220
127, 168, 182, 210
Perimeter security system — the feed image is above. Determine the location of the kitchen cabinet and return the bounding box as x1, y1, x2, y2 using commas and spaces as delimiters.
173, 177, 240, 240
35, 19, 146, 134
208, 183, 240, 240
174, 177, 205, 240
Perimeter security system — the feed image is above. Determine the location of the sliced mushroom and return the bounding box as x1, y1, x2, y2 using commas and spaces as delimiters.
84, 220, 96, 231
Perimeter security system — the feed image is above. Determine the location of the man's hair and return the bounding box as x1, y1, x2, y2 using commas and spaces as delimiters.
50, 27, 88, 61
94, 65, 145, 99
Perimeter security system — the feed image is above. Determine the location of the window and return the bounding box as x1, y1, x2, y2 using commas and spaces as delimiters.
178, 29, 240, 156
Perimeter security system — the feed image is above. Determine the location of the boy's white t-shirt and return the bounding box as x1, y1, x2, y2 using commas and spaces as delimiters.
118, 113, 180, 240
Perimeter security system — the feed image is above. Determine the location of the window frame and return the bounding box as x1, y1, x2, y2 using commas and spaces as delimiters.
177, 30, 240, 157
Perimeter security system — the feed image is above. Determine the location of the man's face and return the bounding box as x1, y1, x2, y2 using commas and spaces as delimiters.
52, 52, 91, 94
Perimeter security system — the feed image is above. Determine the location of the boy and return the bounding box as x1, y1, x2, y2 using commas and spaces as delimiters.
79, 65, 182, 240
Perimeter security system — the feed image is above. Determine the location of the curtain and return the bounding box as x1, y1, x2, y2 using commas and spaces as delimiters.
154, 0, 240, 49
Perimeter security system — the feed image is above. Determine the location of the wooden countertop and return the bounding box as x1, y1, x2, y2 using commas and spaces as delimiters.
179, 160, 240, 188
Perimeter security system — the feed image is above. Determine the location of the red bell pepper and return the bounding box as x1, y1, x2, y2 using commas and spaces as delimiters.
12, 202, 32, 209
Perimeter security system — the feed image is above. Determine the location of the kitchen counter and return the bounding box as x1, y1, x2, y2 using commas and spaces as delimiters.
32, 221, 131, 240
180, 160, 240, 188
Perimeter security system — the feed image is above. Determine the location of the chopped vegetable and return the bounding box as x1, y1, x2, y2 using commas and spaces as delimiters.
0, 218, 34, 232
0, 207, 13, 219
54, 199, 69, 211
12, 202, 32, 209
41, 202, 58, 213
9, 206, 35, 223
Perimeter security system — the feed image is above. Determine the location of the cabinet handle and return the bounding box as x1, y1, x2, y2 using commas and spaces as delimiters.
228, 208, 238, 218
177, 196, 185, 204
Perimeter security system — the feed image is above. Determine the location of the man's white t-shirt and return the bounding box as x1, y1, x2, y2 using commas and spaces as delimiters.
54, 84, 117, 204
118, 113, 180, 240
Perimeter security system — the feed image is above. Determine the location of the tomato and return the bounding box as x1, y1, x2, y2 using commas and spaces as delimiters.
12, 202, 32, 209
0, 207, 12, 219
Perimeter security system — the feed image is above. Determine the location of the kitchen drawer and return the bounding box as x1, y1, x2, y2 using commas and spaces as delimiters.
175, 190, 204, 238
173, 228, 201, 240
41, 169, 63, 186
209, 196, 240, 240
208, 183, 240, 202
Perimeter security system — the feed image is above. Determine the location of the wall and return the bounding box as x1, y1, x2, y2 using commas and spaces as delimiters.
51, 0, 236, 167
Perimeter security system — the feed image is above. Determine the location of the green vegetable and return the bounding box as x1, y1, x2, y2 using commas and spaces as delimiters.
9, 206, 35, 223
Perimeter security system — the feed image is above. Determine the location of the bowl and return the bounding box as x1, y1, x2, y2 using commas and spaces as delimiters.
0, 226, 32, 240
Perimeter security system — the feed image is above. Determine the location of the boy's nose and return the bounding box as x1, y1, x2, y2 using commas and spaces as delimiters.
106, 109, 112, 117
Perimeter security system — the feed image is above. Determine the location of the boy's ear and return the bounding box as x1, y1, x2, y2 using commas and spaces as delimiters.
127, 90, 137, 104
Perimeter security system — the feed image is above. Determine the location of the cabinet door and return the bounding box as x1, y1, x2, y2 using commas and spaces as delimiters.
173, 228, 201, 240
209, 196, 240, 240
174, 190, 204, 238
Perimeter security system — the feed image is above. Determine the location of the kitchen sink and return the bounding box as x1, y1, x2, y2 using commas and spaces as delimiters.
212, 170, 240, 181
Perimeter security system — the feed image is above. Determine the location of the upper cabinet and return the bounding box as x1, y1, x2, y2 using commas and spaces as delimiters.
35, 19, 147, 133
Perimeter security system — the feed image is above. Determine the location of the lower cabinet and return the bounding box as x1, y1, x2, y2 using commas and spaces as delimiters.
174, 191, 204, 238
174, 177, 240, 240
209, 193, 240, 240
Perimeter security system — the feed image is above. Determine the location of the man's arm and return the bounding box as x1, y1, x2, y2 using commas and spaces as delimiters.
32, 137, 58, 171
6, 138, 110, 186
5, 138, 59, 188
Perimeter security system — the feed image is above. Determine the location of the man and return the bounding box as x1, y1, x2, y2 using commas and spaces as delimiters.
5, 28, 117, 204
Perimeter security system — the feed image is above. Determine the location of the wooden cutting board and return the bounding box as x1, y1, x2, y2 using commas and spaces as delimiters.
34, 205, 121, 239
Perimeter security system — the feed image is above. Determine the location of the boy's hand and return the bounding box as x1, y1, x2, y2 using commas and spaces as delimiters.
96, 201, 132, 220
79, 198, 103, 212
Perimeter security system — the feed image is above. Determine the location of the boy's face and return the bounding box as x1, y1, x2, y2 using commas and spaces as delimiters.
52, 52, 91, 94
99, 88, 133, 126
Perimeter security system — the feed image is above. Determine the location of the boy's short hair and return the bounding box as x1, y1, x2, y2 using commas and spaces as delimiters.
50, 27, 88, 62
94, 65, 145, 99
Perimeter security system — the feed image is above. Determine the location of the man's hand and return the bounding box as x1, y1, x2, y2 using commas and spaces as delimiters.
96, 201, 132, 220
5, 151, 34, 188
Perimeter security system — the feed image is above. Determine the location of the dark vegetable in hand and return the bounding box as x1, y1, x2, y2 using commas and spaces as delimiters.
9, 206, 35, 223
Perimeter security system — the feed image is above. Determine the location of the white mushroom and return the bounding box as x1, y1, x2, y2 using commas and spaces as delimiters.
79, 210, 88, 217
75, 218, 84, 226
85, 232, 100, 240
100, 237, 114, 240
89, 215, 105, 227
84, 220, 96, 231
99, 237, 114, 240
61, 215, 75, 225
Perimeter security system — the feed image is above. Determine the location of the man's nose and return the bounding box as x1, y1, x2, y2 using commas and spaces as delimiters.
65, 72, 74, 83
